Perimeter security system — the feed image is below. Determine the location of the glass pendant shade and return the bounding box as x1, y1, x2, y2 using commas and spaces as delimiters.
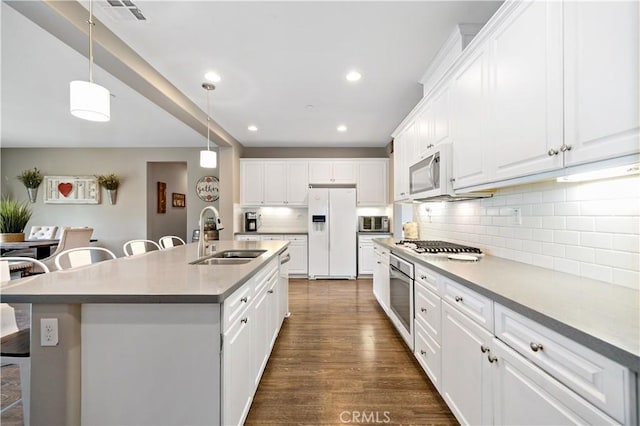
200, 150, 217, 168
70, 80, 111, 122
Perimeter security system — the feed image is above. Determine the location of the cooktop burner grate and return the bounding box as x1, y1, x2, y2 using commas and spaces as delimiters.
396, 240, 483, 254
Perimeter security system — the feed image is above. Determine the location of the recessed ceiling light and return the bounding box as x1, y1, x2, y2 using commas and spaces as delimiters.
337, 125, 347, 132
346, 71, 361, 82
204, 72, 221, 83
248, 125, 258, 132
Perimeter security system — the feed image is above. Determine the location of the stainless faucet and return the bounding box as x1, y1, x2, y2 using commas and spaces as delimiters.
198, 205, 224, 257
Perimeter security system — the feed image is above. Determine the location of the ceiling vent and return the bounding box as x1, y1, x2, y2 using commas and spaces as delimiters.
99, 0, 148, 22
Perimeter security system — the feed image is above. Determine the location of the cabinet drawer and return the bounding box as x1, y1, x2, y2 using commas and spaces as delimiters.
260, 235, 284, 240
495, 304, 631, 423
223, 279, 255, 331
415, 265, 440, 295
414, 320, 442, 391
414, 281, 441, 342
442, 277, 493, 332
254, 262, 279, 295
284, 235, 307, 242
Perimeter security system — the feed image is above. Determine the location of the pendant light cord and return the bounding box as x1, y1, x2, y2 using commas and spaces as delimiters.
206, 89, 211, 151
88, 0, 95, 83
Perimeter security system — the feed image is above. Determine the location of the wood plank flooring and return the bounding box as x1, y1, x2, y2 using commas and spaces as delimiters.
245, 279, 457, 425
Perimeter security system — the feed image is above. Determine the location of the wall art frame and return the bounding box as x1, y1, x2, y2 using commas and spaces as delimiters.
44, 176, 100, 204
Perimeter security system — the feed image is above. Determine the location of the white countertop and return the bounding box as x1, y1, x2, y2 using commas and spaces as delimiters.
0, 241, 288, 304
375, 238, 640, 373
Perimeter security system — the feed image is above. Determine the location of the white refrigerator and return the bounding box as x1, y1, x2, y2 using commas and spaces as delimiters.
308, 186, 357, 279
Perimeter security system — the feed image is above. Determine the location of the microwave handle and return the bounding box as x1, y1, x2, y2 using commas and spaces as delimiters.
425, 155, 436, 188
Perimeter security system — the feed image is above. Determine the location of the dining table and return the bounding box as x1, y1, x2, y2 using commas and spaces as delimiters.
0, 239, 98, 259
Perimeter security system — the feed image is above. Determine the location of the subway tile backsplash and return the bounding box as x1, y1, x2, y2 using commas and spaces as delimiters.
414, 175, 640, 290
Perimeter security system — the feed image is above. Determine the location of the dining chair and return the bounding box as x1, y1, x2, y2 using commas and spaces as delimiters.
54, 247, 117, 270
38, 227, 94, 272
158, 236, 186, 249
123, 239, 161, 256
1, 257, 50, 426
27, 226, 58, 240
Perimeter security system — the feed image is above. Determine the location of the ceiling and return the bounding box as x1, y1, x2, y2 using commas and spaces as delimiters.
2, 1, 502, 149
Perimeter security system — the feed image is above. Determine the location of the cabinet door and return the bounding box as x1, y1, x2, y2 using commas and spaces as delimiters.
393, 124, 413, 200
358, 238, 375, 276
492, 339, 618, 425
451, 46, 491, 189
267, 275, 280, 349
563, 1, 639, 166
432, 84, 451, 147
240, 161, 264, 205
222, 313, 253, 426
308, 161, 333, 184
357, 160, 387, 206
286, 238, 308, 275
253, 288, 271, 385
490, 1, 564, 181
415, 320, 442, 392
332, 161, 357, 183
236, 235, 261, 241
415, 102, 434, 158
286, 161, 309, 205
441, 301, 493, 426
263, 162, 286, 205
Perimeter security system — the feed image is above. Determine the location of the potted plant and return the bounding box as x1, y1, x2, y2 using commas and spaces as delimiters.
96, 174, 121, 205
0, 196, 33, 242
17, 167, 44, 203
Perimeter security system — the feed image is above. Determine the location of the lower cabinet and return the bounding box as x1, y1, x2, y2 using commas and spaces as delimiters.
358, 236, 375, 276
222, 259, 281, 426
235, 234, 308, 276
372, 243, 390, 311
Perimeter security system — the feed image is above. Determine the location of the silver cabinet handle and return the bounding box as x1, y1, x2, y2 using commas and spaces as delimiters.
488, 354, 498, 363
241, 317, 248, 324
241, 296, 248, 303
420, 275, 427, 280
454, 296, 463, 302
420, 350, 427, 356
420, 307, 427, 313
560, 144, 572, 152
530, 342, 544, 352
267, 289, 274, 294
376, 261, 381, 264
547, 148, 559, 156
480, 345, 490, 353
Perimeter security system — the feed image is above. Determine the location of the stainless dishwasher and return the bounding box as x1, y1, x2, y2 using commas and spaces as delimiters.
388, 253, 414, 350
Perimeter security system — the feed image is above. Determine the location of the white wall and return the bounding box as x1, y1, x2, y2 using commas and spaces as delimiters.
146, 162, 188, 243
0, 148, 220, 256
413, 175, 640, 290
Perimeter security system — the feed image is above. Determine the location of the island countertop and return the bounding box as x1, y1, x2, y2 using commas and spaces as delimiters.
375, 237, 640, 373
0, 240, 288, 304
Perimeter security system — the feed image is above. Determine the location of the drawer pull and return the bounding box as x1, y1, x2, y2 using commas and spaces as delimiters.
420, 350, 427, 356
529, 342, 544, 352
241, 297, 248, 303
420, 307, 427, 313
267, 289, 274, 294
487, 354, 498, 363
241, 317, 248, 324
454, 296, 463, 303
420, 275, 427, 280
480, 345, 490, 353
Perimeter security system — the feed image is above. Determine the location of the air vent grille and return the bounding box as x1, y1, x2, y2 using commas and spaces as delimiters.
100, 0, 147, 22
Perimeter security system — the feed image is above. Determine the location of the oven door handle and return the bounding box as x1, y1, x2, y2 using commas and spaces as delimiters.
389, 264, 411, 282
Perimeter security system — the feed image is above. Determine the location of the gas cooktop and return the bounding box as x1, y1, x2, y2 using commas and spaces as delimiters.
396, 240, 483, 255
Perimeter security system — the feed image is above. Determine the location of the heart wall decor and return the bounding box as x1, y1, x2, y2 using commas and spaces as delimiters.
58, 182, 74, 197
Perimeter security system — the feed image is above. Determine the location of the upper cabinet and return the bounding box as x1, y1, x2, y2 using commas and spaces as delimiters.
308, 160, 357, 184
563, 0, 639, 167
393, 123, 415, 201
241, 158, 388, 207
357, 159, 388, 206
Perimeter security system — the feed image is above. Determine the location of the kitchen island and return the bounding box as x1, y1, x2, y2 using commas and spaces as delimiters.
0, 240, 289, 425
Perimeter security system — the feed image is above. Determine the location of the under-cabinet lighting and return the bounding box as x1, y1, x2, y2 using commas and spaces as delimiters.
557, 164, 639, 183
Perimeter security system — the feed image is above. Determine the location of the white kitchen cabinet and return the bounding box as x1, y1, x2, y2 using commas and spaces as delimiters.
235, 234, 261, 242
441, 299, 494, 426
491, 338, 618, 425
372, 242, 390, 312
414, 319, 442, 392
284, 235, 307, 276
488, 0, 564, 182
285, 161, 310, 205
450, 45, 492, 189
356, 160, 388, 206
415, 102, 434, 157
563, 1, 639, 167
263, 162, 286, 205
357, 235, 375, 276
309, 160, 357, 184
414, 277, 442, 391
240, 161, 265, 205
415, 84, 451, 160
253, 262, 279, 386
393, 123, 414, 201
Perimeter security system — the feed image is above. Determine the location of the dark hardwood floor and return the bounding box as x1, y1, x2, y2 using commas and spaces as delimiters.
245, 279, 457, 425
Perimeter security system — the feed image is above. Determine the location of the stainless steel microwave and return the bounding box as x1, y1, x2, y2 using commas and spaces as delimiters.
358, 216, 390, 232
409, 143, 452, 200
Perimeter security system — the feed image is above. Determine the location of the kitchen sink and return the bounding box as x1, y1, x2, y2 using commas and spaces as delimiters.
189, 249, 267, 265
210, 250, 267, 259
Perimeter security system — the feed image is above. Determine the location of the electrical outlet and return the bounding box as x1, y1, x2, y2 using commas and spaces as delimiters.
512, 208, 522, 225
40, 318, 59, 346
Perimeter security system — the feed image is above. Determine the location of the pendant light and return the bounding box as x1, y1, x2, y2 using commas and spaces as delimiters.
70, 0, 110, 122
200, 82, 217, 169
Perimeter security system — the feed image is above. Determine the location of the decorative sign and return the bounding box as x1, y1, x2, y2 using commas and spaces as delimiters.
44, 176, 99, 204
196, 176, 219, 202
172, 192, 185, 208
157, 182, 167, 213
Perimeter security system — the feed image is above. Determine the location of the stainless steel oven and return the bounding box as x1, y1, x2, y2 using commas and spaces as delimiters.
388, 253, 414, 350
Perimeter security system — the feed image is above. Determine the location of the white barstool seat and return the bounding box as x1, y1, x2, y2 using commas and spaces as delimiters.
54, 247, 116, 270
159, 236, 186, 249
123, 239, 161, 256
